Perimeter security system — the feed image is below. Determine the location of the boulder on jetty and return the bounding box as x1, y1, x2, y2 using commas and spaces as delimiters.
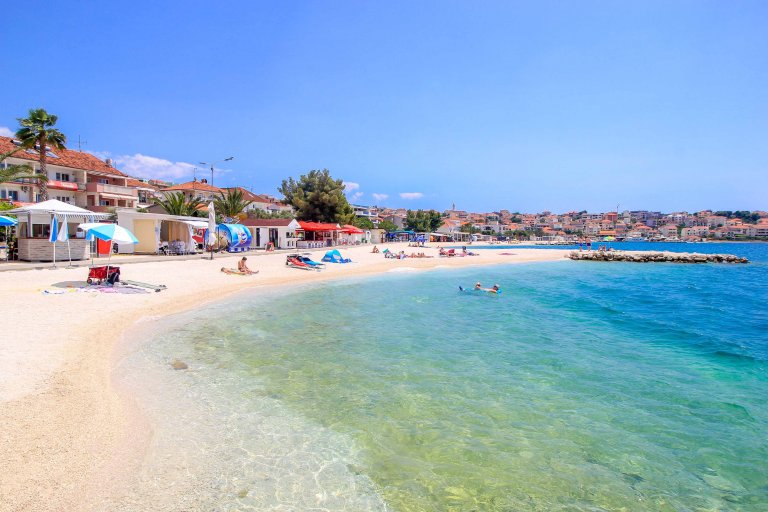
568, 251, 748, 264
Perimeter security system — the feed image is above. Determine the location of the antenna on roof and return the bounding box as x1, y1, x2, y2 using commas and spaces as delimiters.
77, 135, 88, 152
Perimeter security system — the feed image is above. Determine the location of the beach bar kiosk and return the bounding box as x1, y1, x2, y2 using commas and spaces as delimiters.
208, 223, 252, 253
4, 200, 109, 262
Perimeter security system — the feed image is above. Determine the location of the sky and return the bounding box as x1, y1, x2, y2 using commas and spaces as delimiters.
1, 1, 766, 213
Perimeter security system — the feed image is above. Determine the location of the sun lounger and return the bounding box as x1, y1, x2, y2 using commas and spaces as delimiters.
299, 256, 324, 268
286, 256, 318, 271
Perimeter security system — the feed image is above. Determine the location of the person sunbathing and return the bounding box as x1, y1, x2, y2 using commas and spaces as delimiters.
238, 256, 258, 274
221, 267, 245, 275
371, 246, 380, 253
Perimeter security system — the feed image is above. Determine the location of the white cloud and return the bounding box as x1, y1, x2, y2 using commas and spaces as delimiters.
86, 149, 111, 161
343, 181, 360, 193
399, 192, 424, 200
0, 126, 14, 137
113, 153, 197, 181
350, 191, 364, 201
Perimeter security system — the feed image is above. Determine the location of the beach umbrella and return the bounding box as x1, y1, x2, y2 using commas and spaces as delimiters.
81, 223, 139, 277
207, 201, 216, 260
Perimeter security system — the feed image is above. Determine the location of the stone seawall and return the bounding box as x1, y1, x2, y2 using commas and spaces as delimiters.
568, 251, 749, 264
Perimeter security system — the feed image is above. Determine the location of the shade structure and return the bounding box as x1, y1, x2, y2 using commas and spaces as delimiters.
341, 224, 364, 234
81, 223, 139, 245
4, 199, 108, 218
298, 221, 341, 232
0, 215, 18, 227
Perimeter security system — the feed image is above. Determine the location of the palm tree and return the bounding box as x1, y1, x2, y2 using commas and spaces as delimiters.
154, 192, 204, 216
214, 188, 253, 220
0, 148, 47, 186
15, 108, 67, 201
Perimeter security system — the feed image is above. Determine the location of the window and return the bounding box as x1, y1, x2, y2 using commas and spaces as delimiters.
0, 190, 19, 201
98, 178, 109, 184
55, 196, 71, 203
55, 173, 71, 182
99, 199, 111, 206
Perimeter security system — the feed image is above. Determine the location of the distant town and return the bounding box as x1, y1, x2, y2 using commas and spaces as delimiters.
2, 133, 766, 243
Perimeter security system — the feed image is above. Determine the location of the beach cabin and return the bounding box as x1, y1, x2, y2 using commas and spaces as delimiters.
116, 209, 206, 255
240, 218, 300, 250
297, 221, 341, 249
4, 200, 109, 261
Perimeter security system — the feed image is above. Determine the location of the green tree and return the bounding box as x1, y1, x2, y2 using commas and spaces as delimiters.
405, 209, 443, 232
154, 192, 204, 217
1, 148, 47, 186
247, 208, 294, 219
352, 217, 374, 229
214, 188, 253, 220
15, 108, 66, 201
278, 169, 354, 223
378, 219, 397, 232
460, 222, 477, 234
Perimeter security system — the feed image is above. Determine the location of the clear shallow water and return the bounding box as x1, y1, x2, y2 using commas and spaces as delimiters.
118, 247, 768, 511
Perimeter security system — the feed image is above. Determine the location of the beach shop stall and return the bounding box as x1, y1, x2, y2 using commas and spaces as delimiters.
206, 223, 252, 253
297, 221, 341, 249
116, 209, 205, 255
4, 200, 109, 262
385, 230, 415, 242
340, 225, 366, 245
241, 218, 300, 250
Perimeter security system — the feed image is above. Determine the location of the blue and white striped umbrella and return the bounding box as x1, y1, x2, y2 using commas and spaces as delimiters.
81, 223, 139, 244
0, 215, 17, 227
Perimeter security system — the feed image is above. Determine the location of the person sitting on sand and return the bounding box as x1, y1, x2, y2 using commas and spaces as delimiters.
238, 256, 258, 274
221, 267, 244, 275
371, 245, 380, 253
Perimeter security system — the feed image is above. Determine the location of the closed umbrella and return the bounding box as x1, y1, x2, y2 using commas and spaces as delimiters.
49, 215, 60, 269
207, 201, 216, 260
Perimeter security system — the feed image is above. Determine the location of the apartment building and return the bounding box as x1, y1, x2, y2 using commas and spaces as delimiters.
0, 136, 138, 211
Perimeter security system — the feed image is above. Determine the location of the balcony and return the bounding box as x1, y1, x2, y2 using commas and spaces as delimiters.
85, 182, 138, 199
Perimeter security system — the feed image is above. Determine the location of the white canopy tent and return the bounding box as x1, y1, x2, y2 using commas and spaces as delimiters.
4, 200, 110, 263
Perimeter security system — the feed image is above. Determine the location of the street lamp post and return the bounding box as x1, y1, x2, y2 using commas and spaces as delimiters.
198, 156, 234, 188
198, 157, 233, 260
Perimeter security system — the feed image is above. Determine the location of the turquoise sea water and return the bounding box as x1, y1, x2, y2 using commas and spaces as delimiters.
117, 244, 768, 511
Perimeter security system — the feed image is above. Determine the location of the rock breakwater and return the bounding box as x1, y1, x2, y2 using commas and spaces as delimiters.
568, 251, 749, 263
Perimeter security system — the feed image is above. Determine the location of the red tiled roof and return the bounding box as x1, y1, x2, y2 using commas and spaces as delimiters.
126, 178, 158, 190
225, 187, 272, 203
0, 136, 127, 177
164, 180, 222, 193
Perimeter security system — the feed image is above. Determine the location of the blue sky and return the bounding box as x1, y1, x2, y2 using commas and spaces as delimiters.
1, 1, 766, 213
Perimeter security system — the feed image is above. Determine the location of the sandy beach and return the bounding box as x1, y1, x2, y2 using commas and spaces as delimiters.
0, 244, 567, 512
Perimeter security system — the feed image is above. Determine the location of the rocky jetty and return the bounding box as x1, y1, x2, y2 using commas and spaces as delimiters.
568, 251, 748, 264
